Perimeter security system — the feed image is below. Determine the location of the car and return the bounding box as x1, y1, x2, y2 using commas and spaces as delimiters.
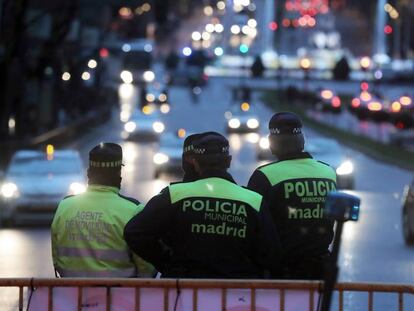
315, 89, 342, 113
225, 103, 260, 133
121, 39, 154, 84
255, 136, 355, 189
402, 178, 414, 245
0, 148, 86, 225
140, 82, 170, 114
387, 95, 414, 130
122, 110, 165, 141
153, 130, 188, 178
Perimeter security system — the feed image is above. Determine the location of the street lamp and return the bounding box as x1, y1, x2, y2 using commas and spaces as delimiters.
299, 57, 311, 89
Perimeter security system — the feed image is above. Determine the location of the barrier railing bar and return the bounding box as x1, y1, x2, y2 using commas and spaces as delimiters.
135, 287, 140, 311
163, 287, 169, 311
2, 279, 414, 294
399, 292, 403, 311
368, 291, 373, 311
251, 288, 256, 311
280, 289, 285, 311
339, 290, 343, 311
19, 286, 23, 311
309, 289, 314, 311
77, 286, 82, 311
221, 288, 227, 311
48, 287, 53, 311
106, 287, 111, 311
192, 288, 198, 311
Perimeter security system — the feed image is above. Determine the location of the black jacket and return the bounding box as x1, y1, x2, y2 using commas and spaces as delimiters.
247, 152, 337, 279
124, 171, 282, 279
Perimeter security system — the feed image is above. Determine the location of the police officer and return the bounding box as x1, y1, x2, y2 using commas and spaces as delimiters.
124, 133, 282, 278
51, 143, 152, 277
247, 112, 337, 279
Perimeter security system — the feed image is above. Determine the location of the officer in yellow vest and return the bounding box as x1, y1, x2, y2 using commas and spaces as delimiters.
51, 143, 152, 277
247, 112, 337, 279
124, 133, 282, 278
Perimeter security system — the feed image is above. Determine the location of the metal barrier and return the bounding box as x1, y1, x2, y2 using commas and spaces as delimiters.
1, 278, 414, 311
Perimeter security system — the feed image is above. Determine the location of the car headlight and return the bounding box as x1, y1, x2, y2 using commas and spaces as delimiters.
120, 70, 133, 84
247, 118, 259, 129
160, 104, 170, 114
0, 182, 18, 198
259, 137, 270, 149
124, 121, 136, 133
228, 118, 241, 129
143, 70, 155, 82
146, 93, 155, 102
153, 153, 169, 165
336, 160, 354, 175
159, 93, 167, 102
153, 121, 165, 133
69, 182, 86, 195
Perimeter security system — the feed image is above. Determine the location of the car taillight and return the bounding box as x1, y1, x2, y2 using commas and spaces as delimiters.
331, 96, 341, 108
351, 98, 360, 108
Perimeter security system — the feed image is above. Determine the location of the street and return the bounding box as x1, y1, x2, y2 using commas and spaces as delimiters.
1, 74, 413, 310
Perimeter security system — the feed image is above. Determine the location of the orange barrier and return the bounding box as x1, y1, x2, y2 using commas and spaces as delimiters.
1, 278, 414, 311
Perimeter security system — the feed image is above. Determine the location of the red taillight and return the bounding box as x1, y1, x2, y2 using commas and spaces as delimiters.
396, 121, 405, 129
202, 74, 208, 81
351, 98, 361, 108
360, 82, 369, 91
331, 96, 341, 108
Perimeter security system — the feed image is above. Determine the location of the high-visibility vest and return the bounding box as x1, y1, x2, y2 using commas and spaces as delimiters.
51, 185, 144, 277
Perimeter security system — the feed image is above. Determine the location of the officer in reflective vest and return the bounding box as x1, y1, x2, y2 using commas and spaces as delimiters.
51, 143, 152, 277
124, 133, 282, 278
247, 112, 337, 279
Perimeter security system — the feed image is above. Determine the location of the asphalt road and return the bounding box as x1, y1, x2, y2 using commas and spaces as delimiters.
1, 76, 413, 310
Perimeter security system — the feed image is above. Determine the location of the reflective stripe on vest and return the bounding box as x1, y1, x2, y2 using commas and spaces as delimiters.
56, 247, 130, 262
56, 267, 136, 278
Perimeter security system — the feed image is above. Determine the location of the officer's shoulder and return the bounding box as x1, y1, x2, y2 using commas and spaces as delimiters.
256, 161, 278, 172
316, 160, 332, 168
117, 193, 142, 206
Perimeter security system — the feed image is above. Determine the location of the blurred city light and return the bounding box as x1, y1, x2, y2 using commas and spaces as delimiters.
119, 7, 132, 19
217, 1, 226, 10
360, 57, 371, 70
384, 25, 393, 35
391, 101, 402, 112
205, 24, 215, 33
81, 72, 91, 81
99, 48, 109, 58
153, 121, 165, 133
202, 32, 211, 40
268, 21, 278, 31
125, 121, 136, 133
178, 128, 186, 138
143, 70, 155, 82
122, 44, 131, 52
331, 96, 341, 108
351, 98, 361, 108
144, 44, 153, 52
192, 31, 202, 41
247, 19, 257, 28
400, 96, 412, 106
182, 47, 192, 56
160, 104, 170, 114
142, 3, 151, 12
239, 44, 249, 54
247, 118, 259, 129
231, 25, 241, 34
368, 101, 383, 111
204, 6, 213, 16
214, 47, 224, 56
62, 72, 71, 81
321, 90, 333, 100
300, 58, 311, 70
242, 26, 250, 35
241, 102, 250, 111
120, 70, 133, 84
146, 94, 155, 102
119, 83, 134, 99
87, 59, 97, 69
374, 70, 383, 80
360, 82, 369, 91
214, 24, 224, 33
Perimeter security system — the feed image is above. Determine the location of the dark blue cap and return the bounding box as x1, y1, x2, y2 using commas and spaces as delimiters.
269, 112, 302, 135
89, 143, 123, 168
193, 132, 229, 156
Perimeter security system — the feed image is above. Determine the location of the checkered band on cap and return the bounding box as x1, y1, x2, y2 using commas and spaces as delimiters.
89, 160, 123, 168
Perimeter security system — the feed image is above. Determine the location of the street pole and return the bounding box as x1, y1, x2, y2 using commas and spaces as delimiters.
375, 0, 387, 58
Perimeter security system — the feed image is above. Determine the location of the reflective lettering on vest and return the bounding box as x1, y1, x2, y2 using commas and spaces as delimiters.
284, 180, 336, 199
288, 204, 324, 219
191, 222, 246, 238
182, 199, 247, 217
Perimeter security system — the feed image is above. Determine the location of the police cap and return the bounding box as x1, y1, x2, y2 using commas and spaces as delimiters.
193, 132, 229, 157
183, 133, 201, 154
89, 143, 123, 169
269, 112, 302, 135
